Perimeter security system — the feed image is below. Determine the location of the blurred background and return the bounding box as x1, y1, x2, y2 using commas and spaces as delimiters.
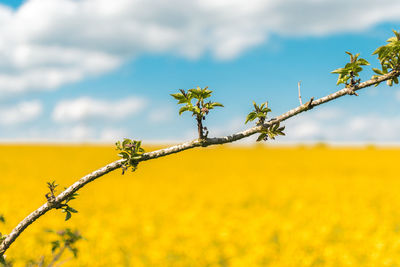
0, 0, 398, 145
1, 1, 400, 266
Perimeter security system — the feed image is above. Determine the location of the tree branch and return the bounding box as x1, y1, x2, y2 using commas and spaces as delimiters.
1, 69, 398, 257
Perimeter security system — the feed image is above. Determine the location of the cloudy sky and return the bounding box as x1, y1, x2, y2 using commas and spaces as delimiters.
0, 0, 399, 144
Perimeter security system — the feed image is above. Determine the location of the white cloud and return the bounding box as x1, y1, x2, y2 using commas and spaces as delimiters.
395, 90, 400, 102
148, 106, 174, 123
0, 0, 399, 95
344, 115, 400, 141
7, 124, 130, 142
66, 124, 94, 140
52, 96, 147, 122
0, 100, 42, 125
211, 116, 247, 137
99, 128, 127, 141
283, 108, 400, 143
289, 120, 322, 139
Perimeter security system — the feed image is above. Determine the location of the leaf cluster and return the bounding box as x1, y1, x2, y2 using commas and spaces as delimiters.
171, 87, 223, 118
61, 192, 79, 221
116, 139, 145, 174
48, 228, 83, 258
245, 101, 285, 141
245, 101, 271, 125
331, 51, 370, 86
45, 181, 58, 202
45, 181, 79, 221
256, 122, 286, 142
372, 30, 400, 86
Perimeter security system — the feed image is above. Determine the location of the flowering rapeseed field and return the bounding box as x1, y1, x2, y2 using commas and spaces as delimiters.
1, 144, 400, 266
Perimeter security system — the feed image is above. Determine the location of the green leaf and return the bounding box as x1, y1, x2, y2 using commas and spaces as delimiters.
379, 47, 391, 60
67, 207, 78, 213
203, 87, 212, 93
255, 111, 264, 117
171, 93, 191, 104
344, 62, 354, 69
331, 68, 348, 74
245, 112, 257, 124
357, 58, 369, 65
135, 141, 142, 150
122, 138, 131, 148
170, 93, 184, 100
267, 131, 276, 140
70, 247, 79, 258
188, 88, 202, 99
336, 77, 348, 85
372, 46, 382, 55
277, 126, 286, 135
178, 106, 192, 115
118, 151, 130, 159
393, 30, 400, 40
202, 89, 212, 99
256, 133, 267, 142
372, 68, 384, 75
354, 66, 362, 74
193, 106, 201, 114
253, 101, 258, 110
51, 240, 60, 253
65, 211, 72, 221
211, 102, 224, 108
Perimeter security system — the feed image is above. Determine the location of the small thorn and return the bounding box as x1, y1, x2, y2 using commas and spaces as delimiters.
305, 97, 314, 110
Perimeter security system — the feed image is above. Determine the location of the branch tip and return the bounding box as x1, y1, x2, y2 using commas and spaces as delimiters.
298, 81, 303, 105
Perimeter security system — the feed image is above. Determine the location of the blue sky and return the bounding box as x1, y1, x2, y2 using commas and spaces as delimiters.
0, 0, 399, 144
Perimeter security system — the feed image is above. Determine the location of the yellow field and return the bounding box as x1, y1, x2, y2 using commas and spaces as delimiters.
1, 144, 400, 266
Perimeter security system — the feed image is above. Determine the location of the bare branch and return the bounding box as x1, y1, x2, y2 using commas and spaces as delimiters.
47, 245, 67, 267
0, 69, 398, 256
298, 81, 302, 105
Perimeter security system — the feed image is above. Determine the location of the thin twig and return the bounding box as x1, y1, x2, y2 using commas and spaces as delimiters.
53, 257, 72, 267
47, 245, 66, 267
298, 81, 302, 105
0, 70, 398, 256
